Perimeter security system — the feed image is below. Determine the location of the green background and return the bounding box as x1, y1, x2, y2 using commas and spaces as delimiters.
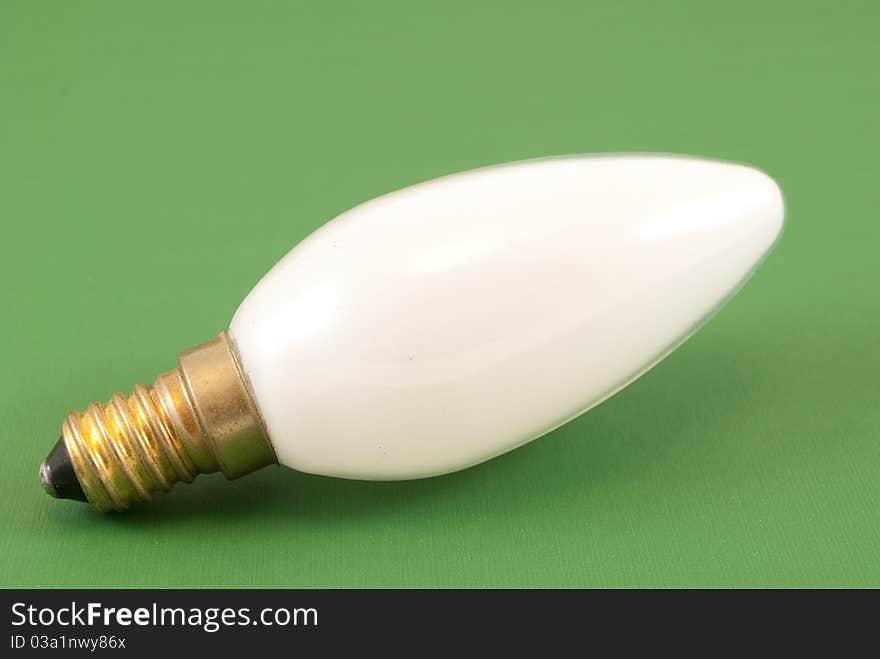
1, 0, 877, 588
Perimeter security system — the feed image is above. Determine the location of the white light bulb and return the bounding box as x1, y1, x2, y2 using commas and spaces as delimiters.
42, 154, 784, 511
231, 154, 784, 480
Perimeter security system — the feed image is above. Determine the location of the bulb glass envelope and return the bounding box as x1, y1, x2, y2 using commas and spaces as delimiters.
230, 155, 784, 479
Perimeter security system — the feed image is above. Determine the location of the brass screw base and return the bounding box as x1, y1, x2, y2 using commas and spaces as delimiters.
59, 332, 277, 512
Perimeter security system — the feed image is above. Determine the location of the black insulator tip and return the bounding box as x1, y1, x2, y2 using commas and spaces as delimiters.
40, 437, 88, 503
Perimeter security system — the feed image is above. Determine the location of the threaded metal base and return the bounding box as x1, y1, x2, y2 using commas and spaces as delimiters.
58, 333, 277, 512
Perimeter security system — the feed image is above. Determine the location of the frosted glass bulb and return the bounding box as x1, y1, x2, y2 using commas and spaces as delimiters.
41, 154, 784, 511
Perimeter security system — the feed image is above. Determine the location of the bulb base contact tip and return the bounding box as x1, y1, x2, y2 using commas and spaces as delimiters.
43, 332, 277, 512
40, 438, 88, 502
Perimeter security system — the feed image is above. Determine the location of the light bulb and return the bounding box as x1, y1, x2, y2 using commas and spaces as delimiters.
40, 154, 784, 512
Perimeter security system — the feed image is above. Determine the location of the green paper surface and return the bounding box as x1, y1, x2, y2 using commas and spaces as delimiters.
1, 0, 877, 588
